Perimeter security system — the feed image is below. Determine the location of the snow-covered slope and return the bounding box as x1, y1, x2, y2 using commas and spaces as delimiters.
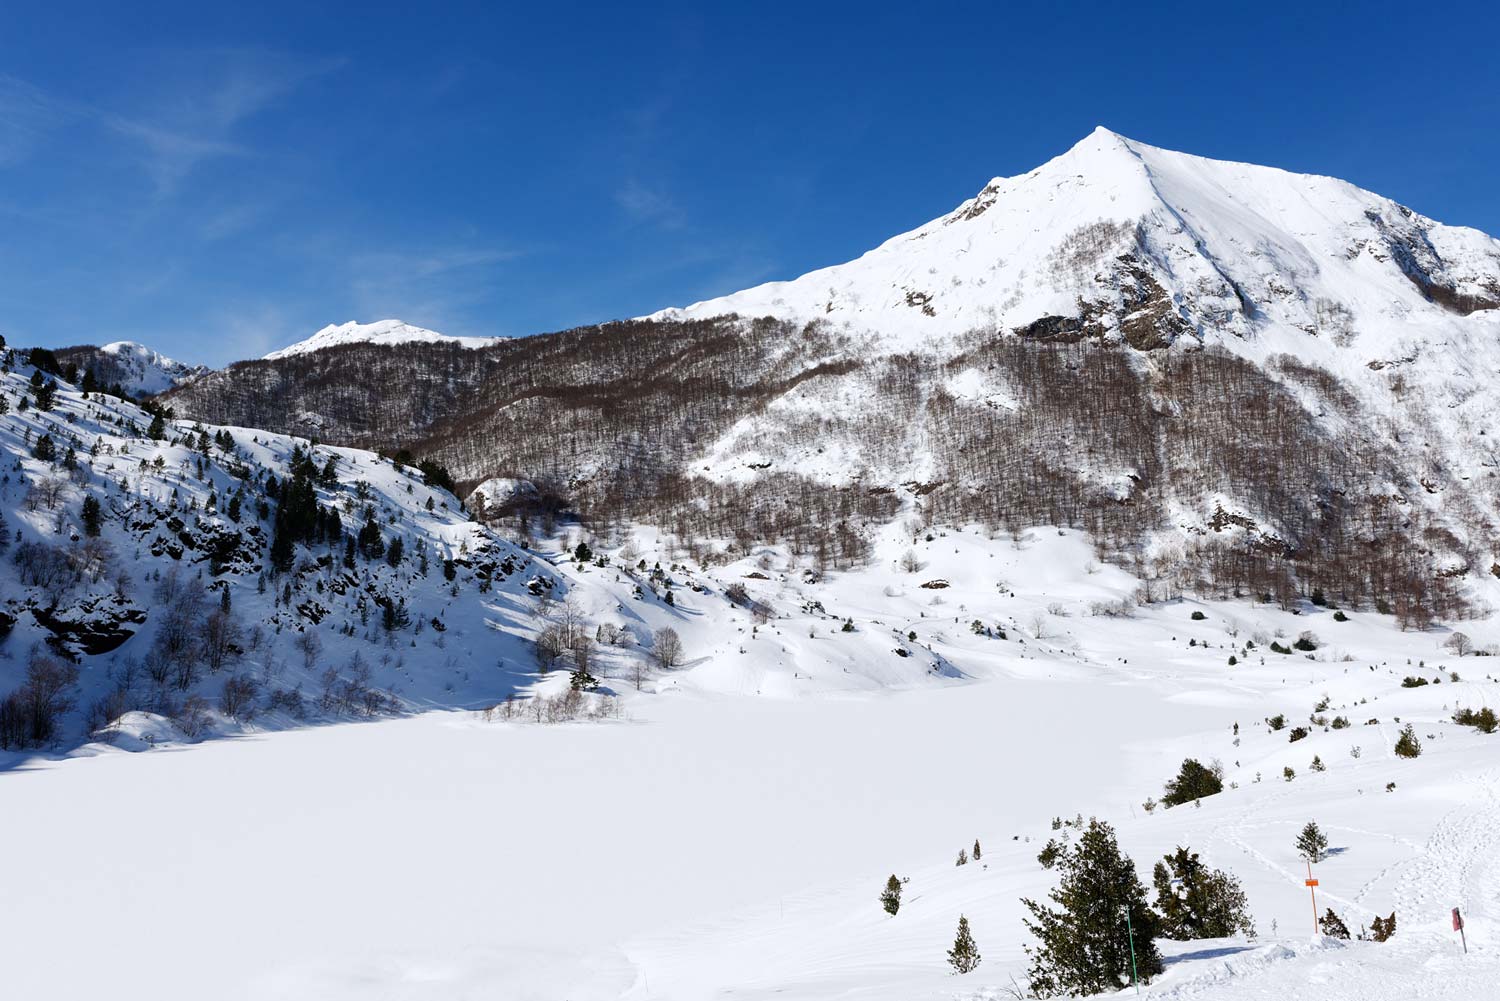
0, 353, 955, 760
4, 512, 1497, 1000
650, 127, 1500, 356
264, 319, 502, 359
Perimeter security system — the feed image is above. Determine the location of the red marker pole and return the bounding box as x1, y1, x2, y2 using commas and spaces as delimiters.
1305, 861, 1320, 935
1453, 908, 1467, 954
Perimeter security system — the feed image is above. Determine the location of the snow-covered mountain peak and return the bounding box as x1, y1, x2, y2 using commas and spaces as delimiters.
1040, 123, 1144, 170
263, 319, 503, 360
646, 130, 1500, 358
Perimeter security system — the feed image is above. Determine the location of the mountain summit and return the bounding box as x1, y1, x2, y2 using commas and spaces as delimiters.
648, 127, 1500, 359
264, 319, 502, 360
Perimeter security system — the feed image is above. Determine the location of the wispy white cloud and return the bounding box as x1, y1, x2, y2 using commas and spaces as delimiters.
343, 245, 523, 334
0, 49, 346, 196
196, 199, 273, 242
0, 74, 61, 166
109, 49, 346, 195
616, 178, 686, 229
102, 116, 245, 193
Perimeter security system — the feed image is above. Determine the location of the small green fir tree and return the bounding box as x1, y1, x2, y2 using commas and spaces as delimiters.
880, 874, 902, 916
947, 915, 980, 974
1295, 821, 1328, 864
1394, 724, 1422, 758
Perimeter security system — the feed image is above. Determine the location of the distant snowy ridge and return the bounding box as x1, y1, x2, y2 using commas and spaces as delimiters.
97, 341, 206, 394
53, 340, 208, 396
264, 319, 502, 360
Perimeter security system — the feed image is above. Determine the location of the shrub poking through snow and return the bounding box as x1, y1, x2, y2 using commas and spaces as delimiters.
1394, 724, 1422, 758
1162, 758, 1223, 807
1369, 911, 1397, 942
1022, 819, 1162, 995
1453, 707, 1497, 733
1319, 908, 1351, 939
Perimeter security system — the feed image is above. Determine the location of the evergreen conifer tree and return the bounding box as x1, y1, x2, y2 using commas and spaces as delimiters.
269, 528, 295, 574
1162, 758, 1223, 807
1394, 724, 1422, 758
1022, 818, 1162, 995
1295, 822, 1328, 864
81, 495, 102, 537
358, 512, 385, 559
947, 915, 980, 974
880, 874, 902, 916
381, 597, 409, 633
1319, 908, 1350, 939
1151, 846, 1255, 939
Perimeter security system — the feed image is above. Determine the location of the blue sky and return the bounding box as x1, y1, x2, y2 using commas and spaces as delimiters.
2, 1, 1497, 365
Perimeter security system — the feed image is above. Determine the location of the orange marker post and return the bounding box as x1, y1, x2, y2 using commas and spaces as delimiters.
1305, 861, 1320, 935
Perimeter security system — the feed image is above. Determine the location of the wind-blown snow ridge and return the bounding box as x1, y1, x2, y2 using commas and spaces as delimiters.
264, 319, 502, 359
646, 126, 1500, 356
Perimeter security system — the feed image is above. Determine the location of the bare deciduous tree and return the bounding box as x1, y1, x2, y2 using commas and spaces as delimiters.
652, 627, 684, 670
294, 629, 323, 671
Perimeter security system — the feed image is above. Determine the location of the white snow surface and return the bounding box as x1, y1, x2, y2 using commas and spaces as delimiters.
4, 425, 1499, 999
263, 319, 503, 359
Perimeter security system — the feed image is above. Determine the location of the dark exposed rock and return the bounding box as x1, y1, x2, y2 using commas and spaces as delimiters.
28, 596, 148, 657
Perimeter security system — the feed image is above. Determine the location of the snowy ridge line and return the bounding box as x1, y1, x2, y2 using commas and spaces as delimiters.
263, 318, 504, 359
